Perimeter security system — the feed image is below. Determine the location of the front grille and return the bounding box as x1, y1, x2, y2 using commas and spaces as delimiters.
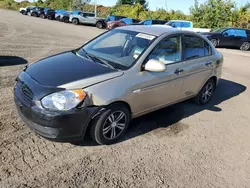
14, 80, 33, 107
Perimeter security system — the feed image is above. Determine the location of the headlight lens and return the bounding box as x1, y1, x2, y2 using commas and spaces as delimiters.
41, 90, 86, 111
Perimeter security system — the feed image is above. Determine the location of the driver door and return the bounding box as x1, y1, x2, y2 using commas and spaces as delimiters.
130, 35, 186, 116
79, 13, 87, 23
221, 29, 236, 46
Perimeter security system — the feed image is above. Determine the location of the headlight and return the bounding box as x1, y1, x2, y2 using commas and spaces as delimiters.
41, 90, 86, 111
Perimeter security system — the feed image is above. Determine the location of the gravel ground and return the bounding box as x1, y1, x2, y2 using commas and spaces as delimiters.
1, 9, 250, 188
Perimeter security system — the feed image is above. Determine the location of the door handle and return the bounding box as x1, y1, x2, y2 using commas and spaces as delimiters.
205, 62, 212, 66
175, 68, 184, 74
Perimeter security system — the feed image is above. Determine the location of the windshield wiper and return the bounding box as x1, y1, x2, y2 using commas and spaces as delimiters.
87, 53, 117, 70
80, 48, 94, 61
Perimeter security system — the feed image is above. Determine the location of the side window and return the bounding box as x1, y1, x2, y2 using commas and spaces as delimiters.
148, 36, 181, 64
183, 35, 211, 60
224, 29, 236, 36
235, 29, 247, 37
88, 13, 95, 17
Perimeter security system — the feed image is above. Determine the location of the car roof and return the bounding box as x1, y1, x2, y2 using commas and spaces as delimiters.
119, 25, 185, 36
226, 27, 250, 31
168, 20, 192, 22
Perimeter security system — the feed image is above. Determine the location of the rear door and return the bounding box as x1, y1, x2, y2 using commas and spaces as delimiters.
78, 13, 87, 23
86, 13, 96, 24
234, 29, 248, 47
180, 35, 214, 99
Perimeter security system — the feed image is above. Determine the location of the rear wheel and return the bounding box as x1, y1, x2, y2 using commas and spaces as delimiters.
90, 104, 131, 145
21, 10, 25, 15
240, 42, 250, 51
63, 17, 69, 23
194, 79, 215, 105
96, 21, 103, 29
40, 14, 45, 19
211, 39, 218, 47
31, 12, 37, 17
72, 18, 79, 25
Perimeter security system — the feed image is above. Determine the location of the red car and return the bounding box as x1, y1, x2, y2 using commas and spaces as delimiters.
107, 18, 140, 29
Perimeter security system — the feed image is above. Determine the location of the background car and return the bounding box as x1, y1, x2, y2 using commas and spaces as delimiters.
202, 28, 250, 51
29, 7, 46, 17
165, 20, 211, 33
69, 12, 106, 29
38, 8, 52, 19
106, 15, 127, 22
107, 18, 141, 29
45, 9, 56, 20
19, 6, 36, 15
133, 19, 168, 25
55, 10, 67, 21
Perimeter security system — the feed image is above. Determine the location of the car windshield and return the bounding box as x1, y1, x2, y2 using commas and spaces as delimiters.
213, 28, 226, 33
78, 29, 156, 70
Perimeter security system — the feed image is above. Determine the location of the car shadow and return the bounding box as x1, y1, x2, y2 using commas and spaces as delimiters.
0, 56, 28, 66
74, 79, 246, 146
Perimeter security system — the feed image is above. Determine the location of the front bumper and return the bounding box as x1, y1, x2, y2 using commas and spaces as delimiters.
15, 98, 99, 142
14, 72, 100, 142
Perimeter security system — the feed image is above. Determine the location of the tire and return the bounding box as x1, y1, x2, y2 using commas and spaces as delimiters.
21, 10, 25, 15
96, 21, 103, 29
47, 15, 53, 20
90, 104, 131, 145
194, 79, 215, 105
63, 18, 69, 23
210, 39, 218, 47
240, 42, 250, 51
72, 18, 79, 25
31, 12, 37, 17
40, 14, 45, 19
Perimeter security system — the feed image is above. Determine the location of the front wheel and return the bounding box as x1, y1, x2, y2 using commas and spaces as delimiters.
21, 10, 25, 15
240, 42, 250, 51
194, 79, 215, 105
90, 104, 131, 145
72, 18, 79, 25
210, 39, 218, 47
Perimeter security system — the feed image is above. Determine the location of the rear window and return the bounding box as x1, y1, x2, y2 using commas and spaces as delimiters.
235, 29, 247, 37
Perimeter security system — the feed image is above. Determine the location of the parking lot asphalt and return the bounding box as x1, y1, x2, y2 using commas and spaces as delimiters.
1, 9, 250, 188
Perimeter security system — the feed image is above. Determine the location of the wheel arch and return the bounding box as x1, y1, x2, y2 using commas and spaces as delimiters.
211, 38, 219, 45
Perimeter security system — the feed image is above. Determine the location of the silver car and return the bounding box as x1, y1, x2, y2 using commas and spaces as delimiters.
69, 12, 105, 29
14, 26, 223, 145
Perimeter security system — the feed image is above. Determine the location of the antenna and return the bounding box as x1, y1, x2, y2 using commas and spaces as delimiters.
165, 0, 168, 12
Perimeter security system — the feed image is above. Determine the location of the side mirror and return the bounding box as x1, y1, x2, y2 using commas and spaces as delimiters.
223, 32, 228, 36
144, 59, 166, 72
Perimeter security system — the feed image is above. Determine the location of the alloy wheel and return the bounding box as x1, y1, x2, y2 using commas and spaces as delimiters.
240, 42, 250, 51
211, 39, 218, 47
202, 83, 213, 103
102, 111, 127, 140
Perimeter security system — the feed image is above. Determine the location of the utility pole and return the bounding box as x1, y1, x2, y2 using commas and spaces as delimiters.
94, 0, 97, 18
165, 0, 168, 12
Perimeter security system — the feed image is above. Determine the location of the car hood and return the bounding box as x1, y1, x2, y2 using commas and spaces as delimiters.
25, 51, 122, 88
107, 21, 119, 24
